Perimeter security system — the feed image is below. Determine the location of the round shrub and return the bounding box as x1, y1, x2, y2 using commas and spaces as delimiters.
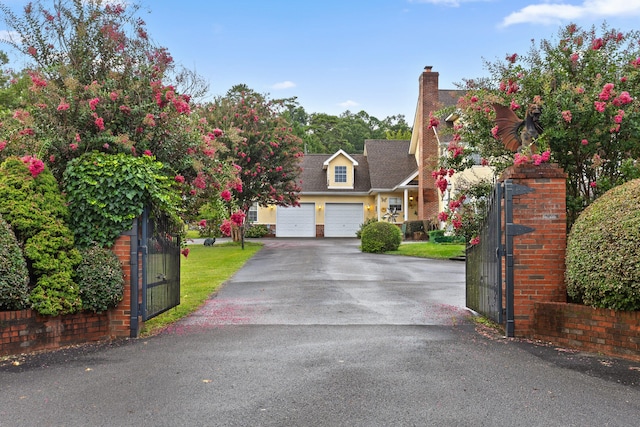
566, 178, 640, 310
361, 221, 403, 253
0, 215, 30, 310
244, 224, 269, 238
75, 245, 125, 313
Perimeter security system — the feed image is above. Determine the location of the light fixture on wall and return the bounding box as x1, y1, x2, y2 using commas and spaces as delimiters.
317, 204, 322, 210
409, 195, 415, 208
366, 204, 371, 210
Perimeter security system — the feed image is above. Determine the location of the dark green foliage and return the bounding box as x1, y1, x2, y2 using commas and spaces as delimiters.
356, 218, 378, 239
244, 224, 269, 238
428, 230, 465, 244
0, 157, 82, 315
0, 215, 30, 310
75, 245, 125, 313
361, 221, 402, 253
566, 179, 640, 311
64, 151, 181, 248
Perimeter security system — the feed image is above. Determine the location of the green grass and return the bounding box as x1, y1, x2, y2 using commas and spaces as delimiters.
184, 229, 200, 239
387, 242, 465, 259
141, 242, 262, 335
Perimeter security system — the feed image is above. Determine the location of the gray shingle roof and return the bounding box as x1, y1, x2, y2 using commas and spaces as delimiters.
298, 140, 417, 194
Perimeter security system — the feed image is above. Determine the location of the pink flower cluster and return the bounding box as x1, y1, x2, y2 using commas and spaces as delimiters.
431, 168, 454, 194
514, 150, 551, 166
21, 155, 45, 177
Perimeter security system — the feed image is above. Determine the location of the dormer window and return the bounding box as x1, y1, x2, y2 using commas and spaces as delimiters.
335, 166, 347, 183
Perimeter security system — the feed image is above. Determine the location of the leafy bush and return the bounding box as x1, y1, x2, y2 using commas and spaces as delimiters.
64, 152, 181, 248
75, 245, 125, 313
428, 229, 465, 244
0, 215, 30, 310
356, 218, 378, 239
361, 221, 402, 253
0, 157, 82, 315
244, 224, 269, 238
566, 178, 640, 311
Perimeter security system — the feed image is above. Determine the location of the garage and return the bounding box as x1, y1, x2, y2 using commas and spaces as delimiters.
324, 203, 364, 237
276, 203, 316, 237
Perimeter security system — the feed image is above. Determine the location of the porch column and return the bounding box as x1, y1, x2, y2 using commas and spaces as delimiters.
403, 189, 409, 222
376, 195, 381, 221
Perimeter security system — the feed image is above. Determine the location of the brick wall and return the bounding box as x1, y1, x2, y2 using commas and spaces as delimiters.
1, 232, 135, 357
533, 302, 640, 362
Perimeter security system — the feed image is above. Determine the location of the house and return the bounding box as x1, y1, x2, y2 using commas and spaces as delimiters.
252, 140, 420, 237
251, 66, 491, 237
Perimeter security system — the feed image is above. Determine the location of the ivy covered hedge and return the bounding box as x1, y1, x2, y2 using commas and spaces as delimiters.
566, 178, 640, 311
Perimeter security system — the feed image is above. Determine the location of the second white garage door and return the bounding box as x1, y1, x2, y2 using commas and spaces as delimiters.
276, 203, 316, 237
324, 203, 364, 237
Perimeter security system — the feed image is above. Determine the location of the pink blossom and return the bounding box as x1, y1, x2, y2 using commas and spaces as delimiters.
0, 140, 6, 151
452, 218, 462, 229
506, 53, 517, 63
57, 101, 70, 111
110, 91, 118, 101
89, 97, 100, 110
427, 112, 440, 129
435, 177, 448, 193
514, 153, 529, 165
220, 190, 232, 201
69, 143, 78, 151
174, 175, 185, 183
617, 91, 633, 105
220, 220, 232, 237
143, 150, 153, 156
532, 154, 543, 165
75, 133, 81, 143
199, 219, 207, 228
103, 143, 110, 149
181, 248, 190, 258
541, 150, 551, 162
591, 38, 604, 50
510, 100, 520, 110
491, 126, 499, 139
470, 236, 480, 246
94, 116, 105, 131
590, 182, 597, 188
230, 211, 245, 227
21, 155, 45, 177
437, 211, 449, 222
581, 139, 589, 145
193, 174, 207, 189
470, 96, 478, 103
561, 110, 572, 123
212, 128, 223, 137
449, 200, 462, 210
570, 53, 579, 62
594, 101, 606, 113
27, 46, 36, 56
119, 105, 131, 114
235, 182, 243, 193
614, 109, 625, 124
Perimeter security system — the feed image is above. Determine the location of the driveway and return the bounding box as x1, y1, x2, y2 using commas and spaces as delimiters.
1, 238, 639, 427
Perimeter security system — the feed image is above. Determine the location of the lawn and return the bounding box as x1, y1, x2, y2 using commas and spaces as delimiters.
141, 242, 262, 335
387, 242, 466, 259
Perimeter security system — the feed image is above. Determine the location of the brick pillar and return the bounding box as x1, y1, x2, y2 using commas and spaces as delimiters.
109, 225, 138, 338
418, 66, 440, 220
501, 163, 567, 337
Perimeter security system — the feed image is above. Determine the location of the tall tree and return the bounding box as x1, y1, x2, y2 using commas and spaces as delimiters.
203, 85, 304, 215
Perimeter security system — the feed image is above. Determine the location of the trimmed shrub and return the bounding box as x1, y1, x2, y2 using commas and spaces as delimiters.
0, 215, 30, 310
428, 229, 465, 244
75, 245, 125, 313
356, 218, 378, 239
361, 221, 403, 253
0, 157, 82, 316
244, 224, 269, 238
566, 178, 640, 311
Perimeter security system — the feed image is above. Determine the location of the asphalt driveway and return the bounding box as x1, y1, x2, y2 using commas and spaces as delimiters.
1, 238, 639, 427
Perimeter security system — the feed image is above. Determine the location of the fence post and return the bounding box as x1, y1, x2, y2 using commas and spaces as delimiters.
500, 163, 567, 337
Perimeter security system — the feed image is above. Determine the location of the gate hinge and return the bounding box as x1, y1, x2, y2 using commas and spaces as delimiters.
506, 223, 535, 236
507, 183, 534, 196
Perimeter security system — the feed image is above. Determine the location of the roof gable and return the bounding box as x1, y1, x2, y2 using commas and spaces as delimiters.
322, 149, 359, 170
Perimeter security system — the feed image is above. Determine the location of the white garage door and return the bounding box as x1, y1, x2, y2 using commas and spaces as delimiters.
276, 203, 316, 237
324, 203, 364, 237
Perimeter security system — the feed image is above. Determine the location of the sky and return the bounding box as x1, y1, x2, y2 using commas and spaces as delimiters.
2, 0, 640, 122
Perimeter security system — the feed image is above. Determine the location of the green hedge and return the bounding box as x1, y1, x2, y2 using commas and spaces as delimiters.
75, 245, 125, 313
0, 215, 30, 310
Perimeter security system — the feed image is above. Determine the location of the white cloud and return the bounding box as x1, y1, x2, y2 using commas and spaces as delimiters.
271, 81, 296, 90
338, 100, 360, 109
0, 30, 20, 43
500, 0, 640, 27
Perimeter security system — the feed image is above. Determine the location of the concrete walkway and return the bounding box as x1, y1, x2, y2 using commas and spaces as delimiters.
1, 238, 639, 426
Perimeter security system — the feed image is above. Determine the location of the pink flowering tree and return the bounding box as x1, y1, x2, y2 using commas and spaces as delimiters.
0, 0, 236, 230
437, 23, 640, 228
203, 85, 304, 237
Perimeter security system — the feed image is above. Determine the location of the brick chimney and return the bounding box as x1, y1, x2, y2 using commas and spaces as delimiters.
417, 66, 440, 221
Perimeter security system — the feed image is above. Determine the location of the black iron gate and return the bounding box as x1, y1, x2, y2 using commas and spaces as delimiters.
466, 180, 533, 337
140, 208, 181, 321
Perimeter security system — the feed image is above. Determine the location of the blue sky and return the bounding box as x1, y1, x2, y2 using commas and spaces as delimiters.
3, 0, 640, 121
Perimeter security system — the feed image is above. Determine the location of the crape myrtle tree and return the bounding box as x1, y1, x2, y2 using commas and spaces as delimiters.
203, 85, 304, 240
435, 22, 640, 236
0, 0, 236, 231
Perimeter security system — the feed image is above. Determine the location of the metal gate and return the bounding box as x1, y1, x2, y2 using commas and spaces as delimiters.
140, 208, 181, 321
466, 180, 533, 337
